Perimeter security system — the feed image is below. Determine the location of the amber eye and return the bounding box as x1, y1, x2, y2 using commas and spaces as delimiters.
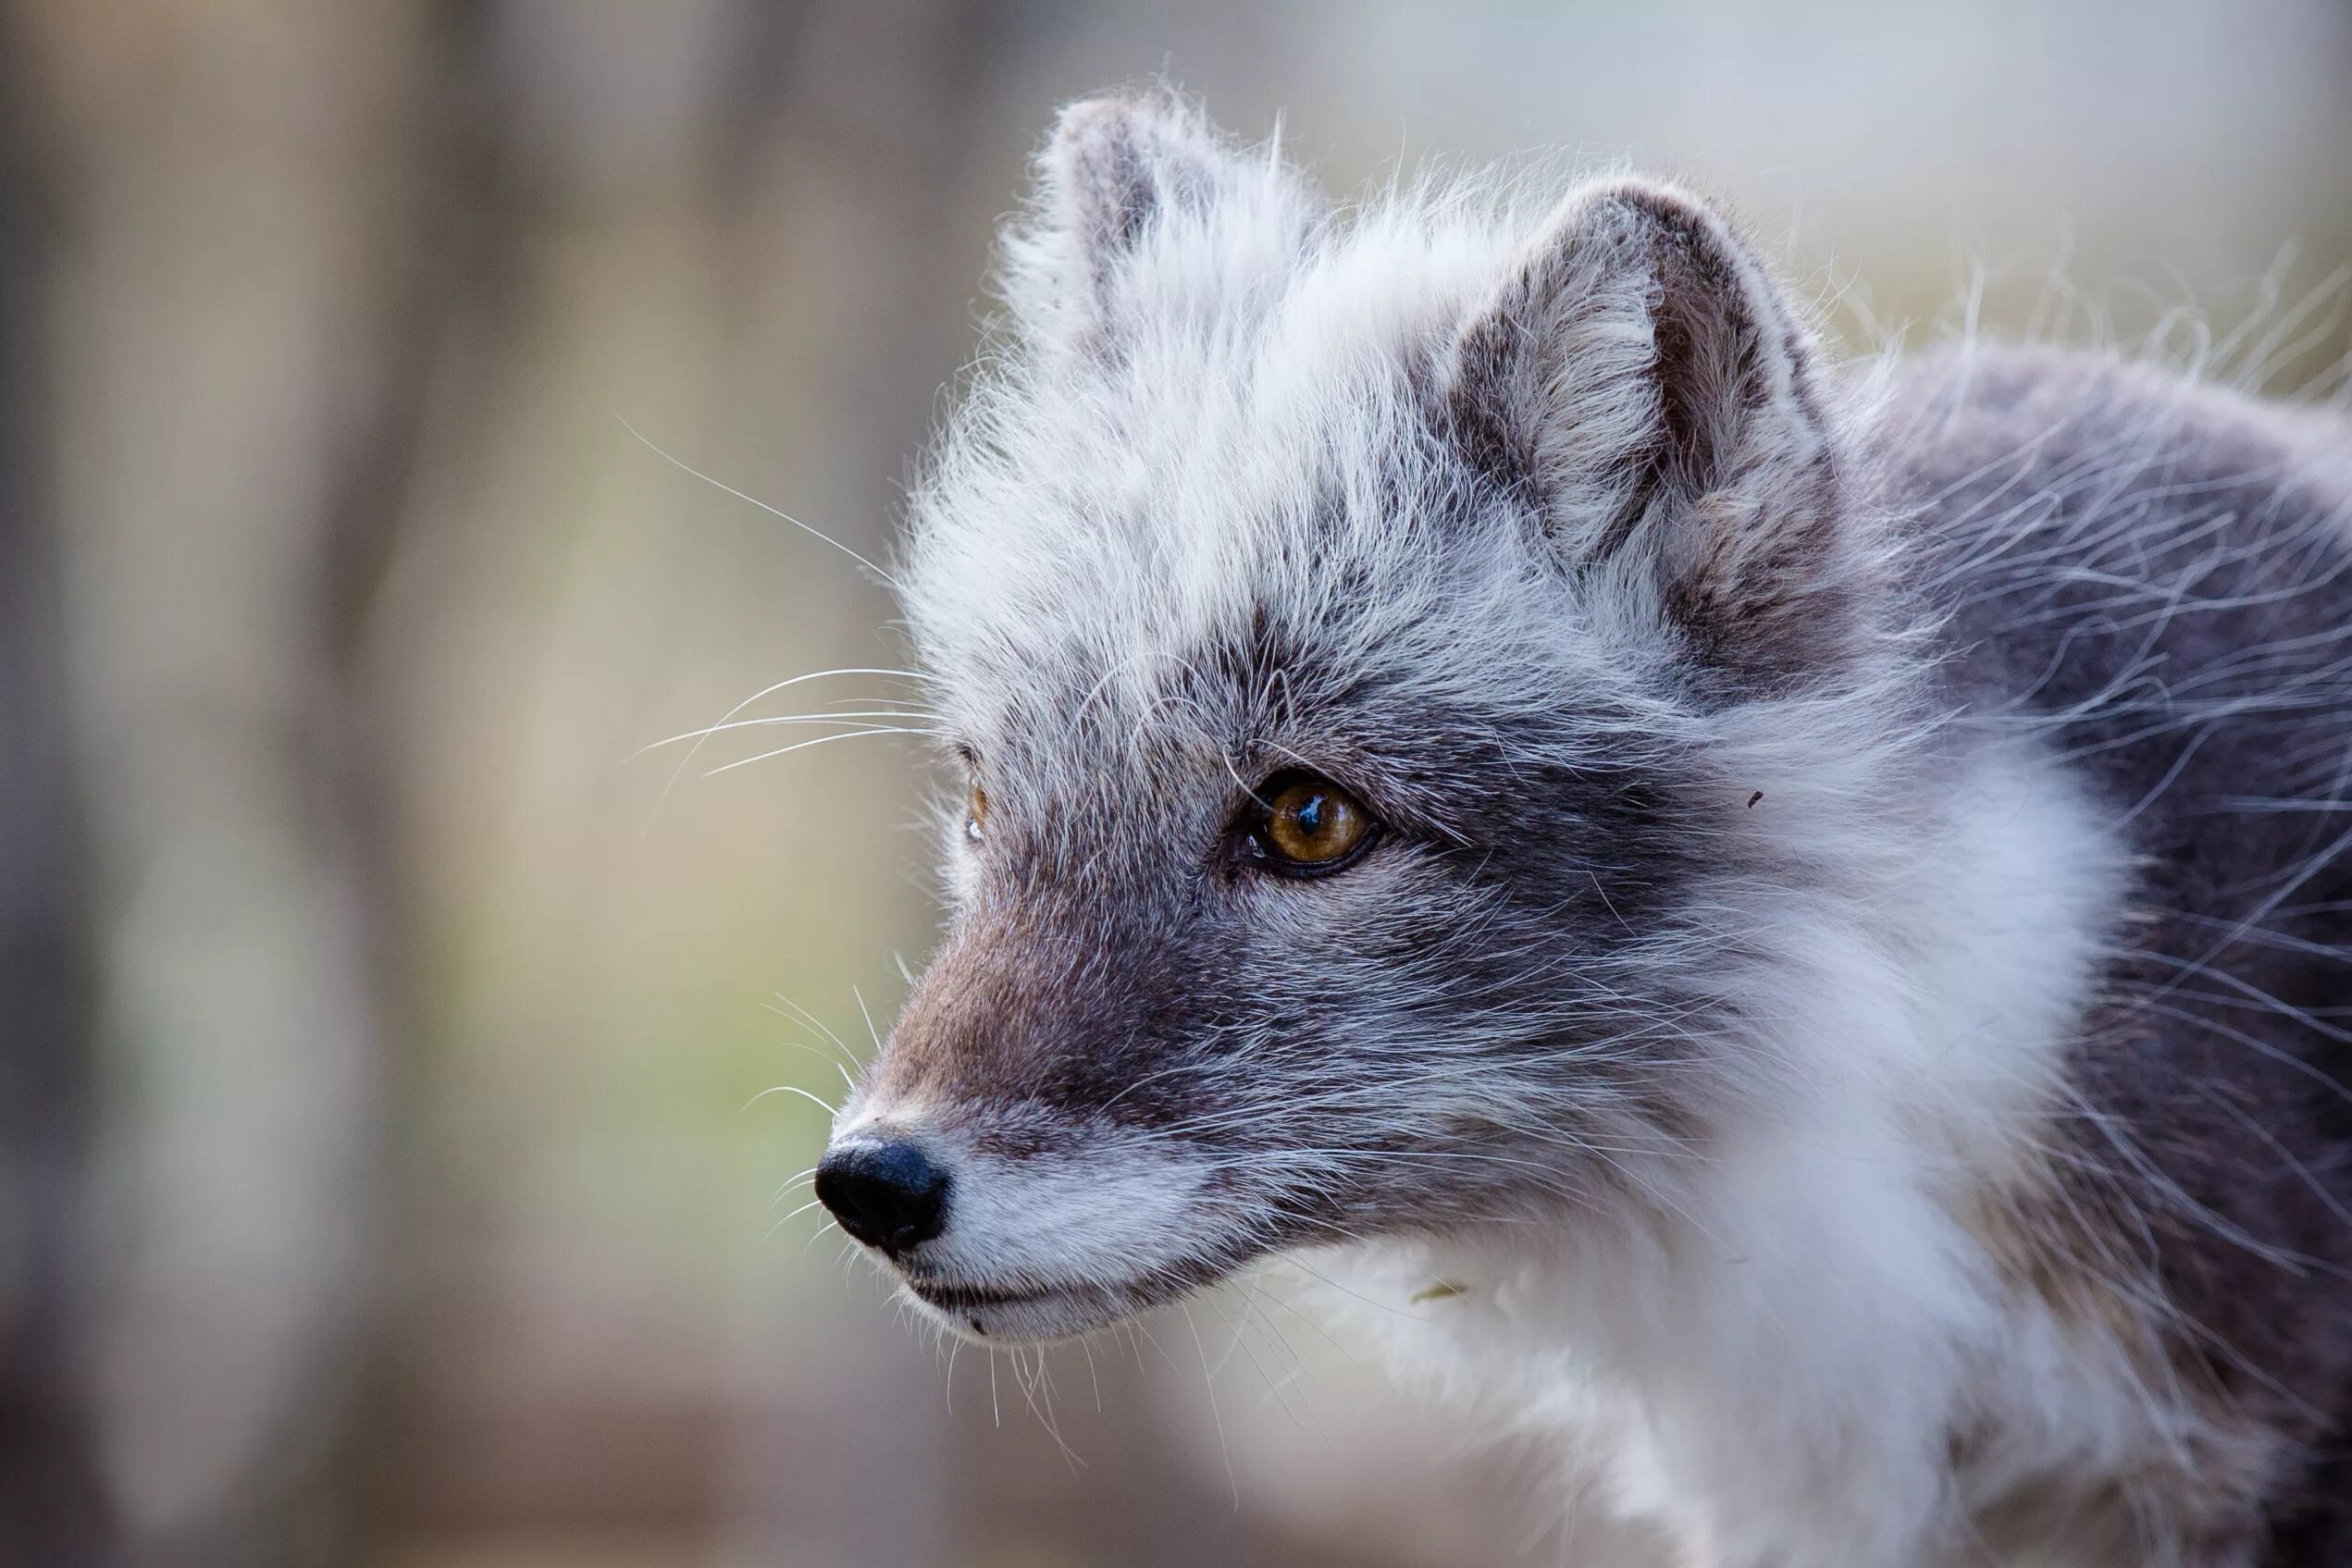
964, 784, 987, 844
1249, 772, 1377, 875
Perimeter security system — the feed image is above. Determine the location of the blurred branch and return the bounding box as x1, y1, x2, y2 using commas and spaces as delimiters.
0, 14, 104, 1564
13, 4, 489, 1562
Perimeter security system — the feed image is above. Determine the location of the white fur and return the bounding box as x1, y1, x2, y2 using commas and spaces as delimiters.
1301, 739, 2161, 1565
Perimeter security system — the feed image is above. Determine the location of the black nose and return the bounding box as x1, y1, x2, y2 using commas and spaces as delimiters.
815, 1138, 950, 1255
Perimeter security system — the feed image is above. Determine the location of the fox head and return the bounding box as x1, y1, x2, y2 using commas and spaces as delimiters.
816, 93, 1903, 1341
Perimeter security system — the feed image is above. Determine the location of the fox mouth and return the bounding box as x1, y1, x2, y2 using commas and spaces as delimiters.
904, 1278, 1057, 1312
897, 1264, 1227, 1342
817, 1122, 1261, 1342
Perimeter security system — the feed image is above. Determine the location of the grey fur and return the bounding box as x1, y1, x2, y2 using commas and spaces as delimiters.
1897, 351, 2352, 1562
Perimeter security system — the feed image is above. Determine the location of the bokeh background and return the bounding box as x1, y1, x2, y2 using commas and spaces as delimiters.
4, 3, 2350, 1565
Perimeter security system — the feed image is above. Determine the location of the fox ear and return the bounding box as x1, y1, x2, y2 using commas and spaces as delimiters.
1002, 93, 1316, 347
1445, 180, 1861, 679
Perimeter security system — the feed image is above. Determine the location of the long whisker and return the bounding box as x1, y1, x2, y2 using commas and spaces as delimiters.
641, 665, 923, 818
616, 414, 897, 585
704, 727, 941, 777
640, 710, 942, 752
745, 1083, 839, 1117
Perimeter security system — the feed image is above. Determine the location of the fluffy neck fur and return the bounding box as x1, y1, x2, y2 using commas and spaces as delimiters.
1310, 720, 2143, 1565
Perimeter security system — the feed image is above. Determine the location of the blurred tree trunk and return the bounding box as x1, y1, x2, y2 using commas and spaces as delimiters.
14, 5, 468, 1563
0, 13, 105, 1564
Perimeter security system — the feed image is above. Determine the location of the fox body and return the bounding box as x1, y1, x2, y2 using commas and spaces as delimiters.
811, 94, 2352, 1565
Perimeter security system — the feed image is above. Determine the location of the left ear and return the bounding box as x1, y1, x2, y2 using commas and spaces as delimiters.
1445, 179, 1863, 680
999, 91, 1319, 352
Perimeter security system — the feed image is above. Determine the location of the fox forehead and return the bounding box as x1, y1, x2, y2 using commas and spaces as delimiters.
909, 524, 1645, 841
901, 216, 1571, 747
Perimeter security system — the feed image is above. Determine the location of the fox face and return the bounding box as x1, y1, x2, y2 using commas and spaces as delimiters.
817, 92, 1893, 1342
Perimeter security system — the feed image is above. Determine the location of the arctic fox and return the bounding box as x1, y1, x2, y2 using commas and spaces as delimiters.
811, 92, 2352, 1565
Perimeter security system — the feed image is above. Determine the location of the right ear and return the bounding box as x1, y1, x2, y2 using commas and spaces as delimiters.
999, 92, 1317, 348
1443, 180, 1861, 680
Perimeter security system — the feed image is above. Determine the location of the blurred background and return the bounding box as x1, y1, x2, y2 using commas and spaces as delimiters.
2, 2, 2349, 1565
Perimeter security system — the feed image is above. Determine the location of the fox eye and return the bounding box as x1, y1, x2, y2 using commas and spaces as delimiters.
964, 783, 987, 844
1244, 772, 1378, 876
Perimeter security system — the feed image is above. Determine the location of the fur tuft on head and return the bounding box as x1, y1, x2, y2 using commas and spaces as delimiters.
998, 90, 1322, 352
